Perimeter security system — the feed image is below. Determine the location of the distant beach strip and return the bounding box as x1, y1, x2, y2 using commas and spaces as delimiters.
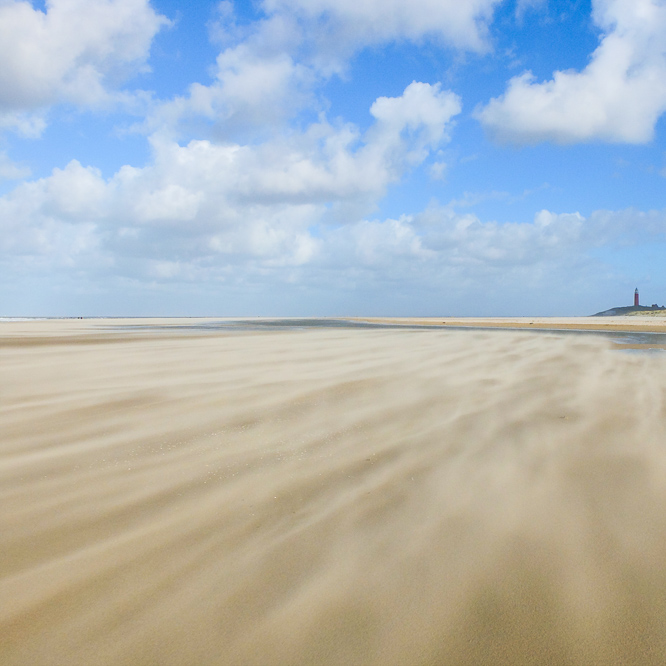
3, 316, 666, 351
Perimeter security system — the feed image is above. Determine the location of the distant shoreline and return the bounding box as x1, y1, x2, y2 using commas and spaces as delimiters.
3, 314, 666, 337
352, 315, 666, 333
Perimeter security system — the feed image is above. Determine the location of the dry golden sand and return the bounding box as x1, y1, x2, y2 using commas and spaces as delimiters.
354, 314, 666, 333
3, 318, 666, 665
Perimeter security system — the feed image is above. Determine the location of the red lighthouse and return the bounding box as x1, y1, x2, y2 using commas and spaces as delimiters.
634, 288, 639, 307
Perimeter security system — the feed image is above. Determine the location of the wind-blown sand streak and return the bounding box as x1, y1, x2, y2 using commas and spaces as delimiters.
2, 320, 666, 665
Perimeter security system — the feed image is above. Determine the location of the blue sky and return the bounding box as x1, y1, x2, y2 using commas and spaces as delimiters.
1, 0, 665, 316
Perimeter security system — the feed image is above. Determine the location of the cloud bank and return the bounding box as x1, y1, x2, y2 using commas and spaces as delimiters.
1, 83, 462, 279
1, 0, 664, 315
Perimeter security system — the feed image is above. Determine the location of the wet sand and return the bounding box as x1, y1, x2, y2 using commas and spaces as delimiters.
3, 318, 666, 665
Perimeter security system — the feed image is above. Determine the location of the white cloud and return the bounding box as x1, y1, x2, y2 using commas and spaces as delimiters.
417, 207, 589, 266
0, 0, 497, 140
3, 146, 666, 313
151, 46, 314, 139
0, 110, 47, 138
429, 161, 448, 181
370, 82, 460, 149
147, 11, 315, 138
515, 0, 546, 20
3, 153, 665, 308
148, 0, 493, 139
0, 0, 168, 132
4, 52, 663, 315
0, 82, 459, 277
477, 0, 666, 144
342, 217, 435, 267
263, 0, 503, 55
316, 206, 666, 303
0, 151, 30, 180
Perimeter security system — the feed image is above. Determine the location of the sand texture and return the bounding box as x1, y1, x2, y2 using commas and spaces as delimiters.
355, 315, 666, 332
3, 320, 666, 665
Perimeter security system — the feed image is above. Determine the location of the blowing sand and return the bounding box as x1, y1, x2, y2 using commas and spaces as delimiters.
3, 319, 666, 665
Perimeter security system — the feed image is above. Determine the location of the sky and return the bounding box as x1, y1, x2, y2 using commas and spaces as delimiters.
1, 0, 666, 317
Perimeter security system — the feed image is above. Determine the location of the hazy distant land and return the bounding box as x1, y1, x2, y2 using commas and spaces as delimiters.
594, 305, 666, 317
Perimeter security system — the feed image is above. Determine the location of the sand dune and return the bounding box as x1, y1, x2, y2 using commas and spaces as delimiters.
3, 320, 666, 664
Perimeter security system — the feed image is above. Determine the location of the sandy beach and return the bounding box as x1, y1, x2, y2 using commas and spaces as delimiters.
355, 313, 666, 333
3, 317, 666, 665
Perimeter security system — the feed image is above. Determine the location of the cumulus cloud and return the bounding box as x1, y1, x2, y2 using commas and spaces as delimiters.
3, 159, 665, 309
0, 151, 30, 180
0, 82, 460, 279
3, 139, 666, 313
0, 0, 168, 133
477, 0, 666, 144
317, 205, 666, 301
0, 0, 495, 140
515, 0, 546, 20
7, 65, 662, 295
263, 0, 503, 55
147, 9, 317, 138
149, 0, 495, 139
151, 44, 314, 139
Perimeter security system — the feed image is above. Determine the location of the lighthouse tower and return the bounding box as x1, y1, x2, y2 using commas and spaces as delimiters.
635, 288, 639, 307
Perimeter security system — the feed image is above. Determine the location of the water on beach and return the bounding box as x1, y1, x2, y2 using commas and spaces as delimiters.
2, 323, 666, 665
